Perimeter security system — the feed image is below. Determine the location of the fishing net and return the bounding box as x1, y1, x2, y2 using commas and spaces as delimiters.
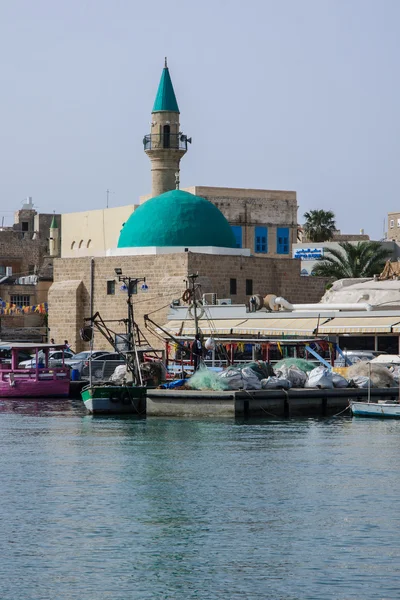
225, 361, 274, 380
188, 367, 229, 391
347, 363, 394, 388
274, 358, 316, 373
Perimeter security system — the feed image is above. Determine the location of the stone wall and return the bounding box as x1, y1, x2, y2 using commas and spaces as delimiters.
49, 252, 329, 352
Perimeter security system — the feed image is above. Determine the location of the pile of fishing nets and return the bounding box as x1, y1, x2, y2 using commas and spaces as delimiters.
188, 368, 229, 391
274, 358, 316, 373
347, 363, 394, 388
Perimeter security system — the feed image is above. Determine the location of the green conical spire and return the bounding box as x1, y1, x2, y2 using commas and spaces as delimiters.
50, 215, 57, 229
152, 58, 179, 113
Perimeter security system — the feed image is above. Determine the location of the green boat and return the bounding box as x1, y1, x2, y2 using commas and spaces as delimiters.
81, 383, 147, 415
80, 272, 163, 415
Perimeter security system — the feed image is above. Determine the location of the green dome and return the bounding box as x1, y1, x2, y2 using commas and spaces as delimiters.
117, 190, 236, 249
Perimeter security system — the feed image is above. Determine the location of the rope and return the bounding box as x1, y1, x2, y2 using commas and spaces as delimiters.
242, 388, 283, 419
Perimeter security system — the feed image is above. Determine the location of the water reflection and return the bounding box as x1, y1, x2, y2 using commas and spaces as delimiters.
0, 409, 399, 599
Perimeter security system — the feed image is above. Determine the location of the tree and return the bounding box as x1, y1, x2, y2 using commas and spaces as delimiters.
303, 209, 336, 242
312, 241, 392, 279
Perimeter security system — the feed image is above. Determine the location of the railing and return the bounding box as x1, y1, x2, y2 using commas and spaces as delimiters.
143, 134, 188, 151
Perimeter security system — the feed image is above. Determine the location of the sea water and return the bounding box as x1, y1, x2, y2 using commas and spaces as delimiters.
0, 399, 399, 600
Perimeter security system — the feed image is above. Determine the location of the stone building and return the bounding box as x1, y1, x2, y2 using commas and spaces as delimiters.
48, 62, 328, 349
387, 211, 400, 242
0, 197, 61, 338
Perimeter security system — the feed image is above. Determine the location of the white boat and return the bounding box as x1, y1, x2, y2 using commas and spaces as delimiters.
350, 400, 400, 418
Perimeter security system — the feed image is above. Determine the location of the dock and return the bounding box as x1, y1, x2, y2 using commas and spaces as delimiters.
146, 387, 400, 418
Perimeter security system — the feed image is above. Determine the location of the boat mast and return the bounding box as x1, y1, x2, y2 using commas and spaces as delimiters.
115, 271, 146, 386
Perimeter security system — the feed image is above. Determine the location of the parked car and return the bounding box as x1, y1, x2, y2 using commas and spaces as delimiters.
18, 349, 75, 368
64, 350, 113, 375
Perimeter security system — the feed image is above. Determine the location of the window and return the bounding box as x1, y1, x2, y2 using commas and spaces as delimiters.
254, 226, 268, 253
28, 264, 35, 275
78, 240, 84, 248
277, 227, 290, 254
231, 226, 242, 248
10, 295, 30, 306
163, 124, 170, 148
390, 219, 394, 228
21, 222, 29, 232
71, 241, 75, 250
230, 278, 237, 295
397, 219, 400, 227
87, 239, 92, 248
0, 266, 5, 276
246, 279, 253, 295
107, 280, 115, 295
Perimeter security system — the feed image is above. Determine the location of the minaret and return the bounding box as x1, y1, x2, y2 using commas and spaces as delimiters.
49, 215, 60, 257
144, 58, 191, 197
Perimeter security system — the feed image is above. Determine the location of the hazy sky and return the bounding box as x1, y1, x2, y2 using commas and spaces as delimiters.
0, 0, 398, 239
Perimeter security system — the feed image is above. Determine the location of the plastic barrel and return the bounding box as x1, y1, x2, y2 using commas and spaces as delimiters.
71, 368, 80, 381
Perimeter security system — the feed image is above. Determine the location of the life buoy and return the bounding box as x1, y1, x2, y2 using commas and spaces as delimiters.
182, 289, 193, 303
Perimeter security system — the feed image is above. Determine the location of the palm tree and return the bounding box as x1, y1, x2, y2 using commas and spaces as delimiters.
312, 241, 392, 279
303, 209, 336, 242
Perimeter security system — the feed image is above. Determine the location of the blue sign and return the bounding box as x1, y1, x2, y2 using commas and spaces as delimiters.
293, 247, 324, 261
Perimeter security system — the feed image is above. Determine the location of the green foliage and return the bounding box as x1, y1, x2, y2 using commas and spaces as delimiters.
303, 209, 336, 242
312, 241, 392, 280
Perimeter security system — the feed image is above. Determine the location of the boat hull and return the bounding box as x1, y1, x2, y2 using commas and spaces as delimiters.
81, 385, 146, 414
0, 379, 69, 398
350, 401, 400, 418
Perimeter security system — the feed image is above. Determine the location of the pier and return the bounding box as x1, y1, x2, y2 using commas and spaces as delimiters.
146, 387, 400, 418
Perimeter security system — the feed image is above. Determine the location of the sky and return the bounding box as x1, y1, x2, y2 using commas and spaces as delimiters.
0, 0, 399, 239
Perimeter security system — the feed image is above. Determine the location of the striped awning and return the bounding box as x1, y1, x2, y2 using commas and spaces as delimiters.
318, 316, 400, 334
233, 317, 321, 336
161, 317, 321, 337
161, 319, 248, 336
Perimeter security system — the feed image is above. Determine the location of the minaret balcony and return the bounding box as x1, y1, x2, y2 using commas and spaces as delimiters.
143, 133, 190, 152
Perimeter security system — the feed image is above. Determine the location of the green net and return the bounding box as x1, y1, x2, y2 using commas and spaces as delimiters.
188, 368, 229, 391
225, 361, 274, 380
274, 358, 316, 373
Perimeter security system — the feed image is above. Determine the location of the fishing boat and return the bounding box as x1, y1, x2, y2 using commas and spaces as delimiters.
350, 400, 400, 418
81, 273, 163, 415
0, 342, 70, 398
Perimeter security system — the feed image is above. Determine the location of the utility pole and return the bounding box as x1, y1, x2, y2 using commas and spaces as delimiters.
187, 272, 199, 335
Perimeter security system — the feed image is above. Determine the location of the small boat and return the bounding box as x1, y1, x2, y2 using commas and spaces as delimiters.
0, 342, 70, 398
81, 273, 163, 415
350, 399, 400, 418
81, 383, 146, 415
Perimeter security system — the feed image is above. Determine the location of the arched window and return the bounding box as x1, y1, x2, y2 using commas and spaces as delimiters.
78, 240, 84, 249
87, 239, 91, 248
71, 241, 75, 250
163, 124, 170, 148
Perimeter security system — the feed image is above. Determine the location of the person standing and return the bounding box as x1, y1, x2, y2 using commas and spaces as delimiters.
191, 334, 203, 372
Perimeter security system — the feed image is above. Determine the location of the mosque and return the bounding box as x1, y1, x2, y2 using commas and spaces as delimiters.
48, 62, 327, 350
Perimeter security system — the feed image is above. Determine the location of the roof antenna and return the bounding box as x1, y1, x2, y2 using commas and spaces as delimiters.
165, 56, 167, 68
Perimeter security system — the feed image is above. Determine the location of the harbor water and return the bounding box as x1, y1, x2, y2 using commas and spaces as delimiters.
0, 399, 400, 599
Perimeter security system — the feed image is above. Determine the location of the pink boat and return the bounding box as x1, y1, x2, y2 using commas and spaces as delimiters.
0, 343, 70, 398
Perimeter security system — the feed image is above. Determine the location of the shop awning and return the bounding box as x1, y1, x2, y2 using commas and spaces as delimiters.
160, 317, 321, 337
318, 316, 400, 334
233, 317, 321, 336
160, 319, 248, 336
